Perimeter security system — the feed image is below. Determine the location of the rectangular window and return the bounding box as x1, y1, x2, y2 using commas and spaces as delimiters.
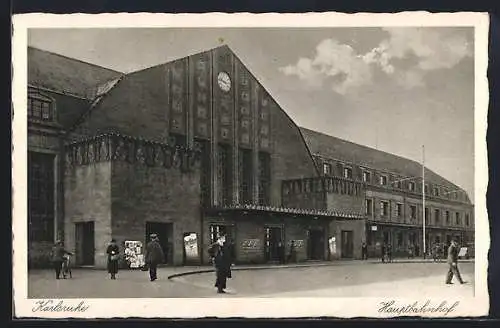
343, 167, 353, 179
446, 210, 450, 224
379, 175, 388, 186
455, 212, 461, 225
28, 151, 55, 242
365, 199, 373, 216
395, 179, 402, 189
410, 205, 417, 220
465, 214, 470, 226
217, 144, 232, 206
408, 181, 416, 192
434, 209, 440, 225
425, 184, 429, 194
29, 98, 53, 121
396, 203, 403, 218
238, 148, 253, 204
434, 187, 440, 196
196, 139, 211, 207
397, 232, 403, 248
209, 225, 234, 244
323, 163, 332, 176
363, 171, 371, 183
380, 201, 389, 217
425, 207, 430, 225
258, 152, 271, 206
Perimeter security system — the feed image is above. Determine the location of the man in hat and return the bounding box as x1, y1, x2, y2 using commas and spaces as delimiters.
51, 240, 72, 279
145, 233, 165, 281
208, 234, 234, 294
445, 239, 466, 285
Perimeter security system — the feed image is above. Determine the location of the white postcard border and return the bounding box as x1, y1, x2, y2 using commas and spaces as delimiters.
12, 12, 490, 318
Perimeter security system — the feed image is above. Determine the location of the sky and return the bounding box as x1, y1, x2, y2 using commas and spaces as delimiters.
28, 27, 475, 202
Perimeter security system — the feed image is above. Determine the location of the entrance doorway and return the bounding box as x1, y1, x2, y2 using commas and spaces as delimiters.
307, 229, 324, 260
264, 226, 283, 262
145, 222, 173, 264
75, 221, 95, 266
341, 230, 354, 258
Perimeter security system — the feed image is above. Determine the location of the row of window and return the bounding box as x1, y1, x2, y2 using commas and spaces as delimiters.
322, 161, 465, 201
365, 199, 472, 227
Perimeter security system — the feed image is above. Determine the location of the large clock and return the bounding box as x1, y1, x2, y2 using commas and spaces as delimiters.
217, 72, 231, 92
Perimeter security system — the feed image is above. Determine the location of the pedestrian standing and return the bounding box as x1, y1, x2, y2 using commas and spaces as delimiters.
361, 242, 368, 260
278, 241, 285, 264
106, 239, 120, 280
145, 234, 165, 282
208, 235, 233, 294
445, 239, 467, 285
287, 240, 296, 263
387, 243, 393, 263
51, 240, 71, 280
381, 243, 386, 263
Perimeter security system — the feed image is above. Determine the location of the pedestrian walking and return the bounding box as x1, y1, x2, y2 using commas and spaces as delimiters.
361, 242, 368, 260
51, 240, 72, 279
106, 239, 120, 280
145, 234, 165, 282
208, 235, 234, 294
445, 239, 467, 285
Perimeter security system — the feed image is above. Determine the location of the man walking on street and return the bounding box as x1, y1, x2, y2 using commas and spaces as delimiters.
145, 234, 165, 282
208, 235, 234, 294
445, 239, 466, 285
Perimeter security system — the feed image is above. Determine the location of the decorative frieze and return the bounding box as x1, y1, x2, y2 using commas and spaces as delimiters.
64, 133, 201, 173
282, 176, 365, 197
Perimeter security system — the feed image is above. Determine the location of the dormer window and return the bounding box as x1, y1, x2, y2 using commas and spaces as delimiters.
323, 163, 332, 176
343, 167, 353, 179
379, 175, 388, 186
408, 181, 415, 192
28, 91, 55, 122
433, 187, 440, 197
362, 171, 371, 183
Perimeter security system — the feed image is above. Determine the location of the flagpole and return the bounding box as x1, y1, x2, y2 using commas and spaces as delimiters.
422, 145, 426, 259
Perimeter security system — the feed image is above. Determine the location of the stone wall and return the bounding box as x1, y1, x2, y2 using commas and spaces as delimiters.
64, 161, 112, 268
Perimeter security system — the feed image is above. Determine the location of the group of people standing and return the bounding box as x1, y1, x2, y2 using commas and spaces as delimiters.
50, 234, 165, 282
106, 234, 166, 281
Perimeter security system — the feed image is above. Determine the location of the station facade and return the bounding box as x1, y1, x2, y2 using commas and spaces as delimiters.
27, 45, 474, 268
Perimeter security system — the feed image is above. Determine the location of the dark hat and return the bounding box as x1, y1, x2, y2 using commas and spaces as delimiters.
111, 238, 116, 243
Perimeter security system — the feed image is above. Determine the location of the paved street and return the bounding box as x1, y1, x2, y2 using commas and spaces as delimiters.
28, 260, 474, 298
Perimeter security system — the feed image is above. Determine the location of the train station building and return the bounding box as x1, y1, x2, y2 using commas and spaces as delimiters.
27, 45, 474, 268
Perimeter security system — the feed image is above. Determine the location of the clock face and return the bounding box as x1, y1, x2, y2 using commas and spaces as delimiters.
217, 72, 231, 92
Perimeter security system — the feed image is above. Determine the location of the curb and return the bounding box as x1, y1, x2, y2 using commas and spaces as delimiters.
167, 262, 338, 279
167, 259, 475, 280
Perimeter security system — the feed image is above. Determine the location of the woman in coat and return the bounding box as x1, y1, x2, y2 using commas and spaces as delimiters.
106, 239, 120, 279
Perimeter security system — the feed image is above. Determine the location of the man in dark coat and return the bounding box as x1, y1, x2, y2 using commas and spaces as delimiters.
446, 239, 466, 284
361, 242, 368, 260
145, 234, 165, 282
209, 235, 233, 294
51, 240, 71, 279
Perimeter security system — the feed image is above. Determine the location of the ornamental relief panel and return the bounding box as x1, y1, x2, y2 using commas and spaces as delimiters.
64, 134, 201, 174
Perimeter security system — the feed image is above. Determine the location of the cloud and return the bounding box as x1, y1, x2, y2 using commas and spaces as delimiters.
280, 39, 372, 94
280, 28, 472, 93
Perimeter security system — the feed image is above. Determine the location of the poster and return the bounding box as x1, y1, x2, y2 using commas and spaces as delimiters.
124, 240, 145, 269
184, 233, 199, 260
